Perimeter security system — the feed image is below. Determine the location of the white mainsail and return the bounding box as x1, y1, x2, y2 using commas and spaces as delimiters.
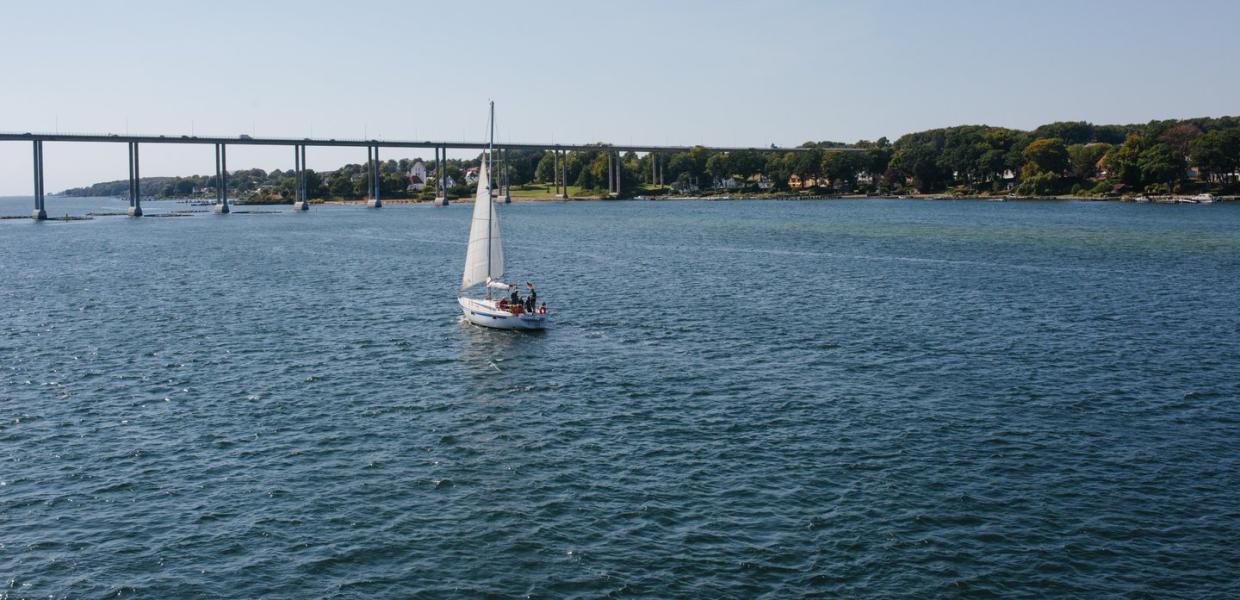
461, 159, 503, 290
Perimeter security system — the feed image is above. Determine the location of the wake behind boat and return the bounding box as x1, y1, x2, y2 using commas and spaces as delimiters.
457, 103, 547, 331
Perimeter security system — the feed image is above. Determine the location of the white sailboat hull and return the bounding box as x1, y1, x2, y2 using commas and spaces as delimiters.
459, 297, 547, 331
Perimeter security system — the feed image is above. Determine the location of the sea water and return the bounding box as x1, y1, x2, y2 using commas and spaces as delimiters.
2, 197, 1238, 597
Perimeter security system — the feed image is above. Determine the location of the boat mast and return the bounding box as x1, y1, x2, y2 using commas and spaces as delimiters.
489, 101, 495, 192
487, 101, 494, 299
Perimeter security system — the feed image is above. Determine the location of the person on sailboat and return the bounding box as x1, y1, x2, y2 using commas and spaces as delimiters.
509, 286, 520, 310
526, 282, 537, 313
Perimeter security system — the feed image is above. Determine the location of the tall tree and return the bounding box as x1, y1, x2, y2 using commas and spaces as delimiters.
1105, 134, 1147, 188
728, 150, 764, 179
823, 151, 867, 191
1021, 138, 1069, 176
705, 153, 731, 182
534, 151, 556, 183
1138, 143, 1184, 190
1067, 143, 1111, 180
1158, 123, 1202, 158
890, 132, 951, 192
1190, 129, 1240, 183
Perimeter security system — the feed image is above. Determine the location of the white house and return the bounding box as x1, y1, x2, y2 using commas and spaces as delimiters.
464, 166, 480, 185
407, 159, 428, 191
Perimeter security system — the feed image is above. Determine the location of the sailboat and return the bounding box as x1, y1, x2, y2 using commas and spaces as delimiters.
457, 103, 548, 331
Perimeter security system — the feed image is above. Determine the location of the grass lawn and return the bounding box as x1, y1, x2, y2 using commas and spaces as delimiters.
505, 184, 598, 199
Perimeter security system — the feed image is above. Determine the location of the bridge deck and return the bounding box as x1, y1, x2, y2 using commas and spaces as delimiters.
0, 132, 861, 153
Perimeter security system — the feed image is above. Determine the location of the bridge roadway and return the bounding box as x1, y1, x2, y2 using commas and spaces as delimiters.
1, 131, 859, 219
0, 131, 834, 153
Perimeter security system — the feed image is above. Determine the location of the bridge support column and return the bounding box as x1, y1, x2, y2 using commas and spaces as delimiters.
608, 151, 620, 198
502, 148, 511, 204
433, 146, 448, 206
213, 143, 230, 214
31, 140, 46, 220
552, 150, 560, 197
559, 150, 569, 199
127, 142, 143, 217
367, 146, 382, 208
293, 145, 309, 210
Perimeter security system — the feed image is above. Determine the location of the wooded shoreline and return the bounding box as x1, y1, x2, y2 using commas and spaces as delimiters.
58, 116, 1240, 203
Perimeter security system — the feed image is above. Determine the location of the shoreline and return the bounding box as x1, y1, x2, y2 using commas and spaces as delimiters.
31, 193, 1235, 209
311, 193, 1236, 205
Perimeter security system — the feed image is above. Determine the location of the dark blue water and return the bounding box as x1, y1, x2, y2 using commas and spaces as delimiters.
3, 197, 1239, 598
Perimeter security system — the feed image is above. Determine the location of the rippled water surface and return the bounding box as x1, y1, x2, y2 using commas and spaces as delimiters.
3, 197, 1239, 598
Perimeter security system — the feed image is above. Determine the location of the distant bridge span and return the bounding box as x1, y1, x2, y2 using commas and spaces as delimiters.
1, 131, 860, 219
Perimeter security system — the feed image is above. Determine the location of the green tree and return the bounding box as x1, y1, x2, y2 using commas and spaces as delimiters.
862, 138, 893, 185
666, 151, 700, 184
1105, 134, 1147, 188
823, 151, 867, 191
1189, 129, 1240, 183
972, 129, 1021, 184
327, 173, 353, 198
1021, 138, 1069, 176
1031, 121, 1096, 145
1138, 143, 1184, 191
380, 171, 407, 197
938, 126, 989, 183
763, 152, 794, 190
792, 148, 823, 179
574, 152, 604, 190
890, 135, 950, 192
728, 150, 765, 179
303, 170, 324, 198
1066, 143, 1111, 180
705, 153, 731, 182
1158, 123, 1202, 157
1014, 172, 1061, 196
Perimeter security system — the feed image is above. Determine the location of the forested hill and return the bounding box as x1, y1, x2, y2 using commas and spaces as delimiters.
57, 115, 1240, 199
61, 177, 181, 198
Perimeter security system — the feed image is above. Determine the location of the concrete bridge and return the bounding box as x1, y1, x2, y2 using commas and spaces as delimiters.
1, 132, 853, 220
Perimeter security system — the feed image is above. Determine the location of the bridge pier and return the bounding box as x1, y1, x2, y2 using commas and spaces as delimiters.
292, 145, 309, 210
557, 150, 568, 199
552, 150, 560, 197
434, 146, 448, 206
502, 148, 511, 204
608, 151, 620, 198
31, 140, 46, 220
366, 146, 382, 208
213, 143, 230, 214
127, 142, 143, 217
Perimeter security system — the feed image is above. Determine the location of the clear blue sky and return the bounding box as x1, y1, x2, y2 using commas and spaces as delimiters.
1, 0, 1237, 195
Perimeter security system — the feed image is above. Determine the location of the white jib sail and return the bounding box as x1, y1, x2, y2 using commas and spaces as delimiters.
461, 159, 504, 290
